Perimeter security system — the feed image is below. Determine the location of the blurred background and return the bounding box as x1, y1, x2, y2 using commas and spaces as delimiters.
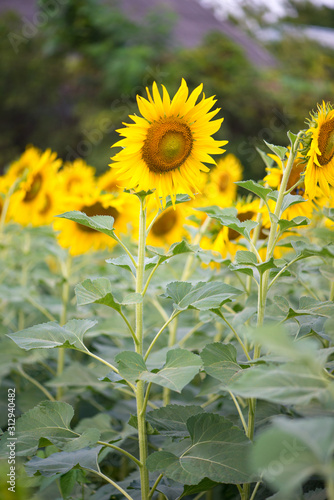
1, 0, 334, 180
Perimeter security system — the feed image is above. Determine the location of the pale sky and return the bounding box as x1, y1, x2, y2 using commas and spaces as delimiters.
200, 0, 334, 23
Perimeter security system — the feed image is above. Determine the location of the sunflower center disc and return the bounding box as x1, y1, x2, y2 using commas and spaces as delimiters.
24, 173, 42, 202
152, 209, 178, 237
318, 118, 334, 166
287, 159, 305, 193
142, 118, 193, 173
78, 202, 119, 233
218, 172, 230, 192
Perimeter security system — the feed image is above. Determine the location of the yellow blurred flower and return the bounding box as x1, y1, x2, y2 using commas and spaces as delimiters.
146, 204, 189, 248
59, 158, 96, 195
203, 154, 243, 206
110, 79, 227, 206
8, 148, 62, 226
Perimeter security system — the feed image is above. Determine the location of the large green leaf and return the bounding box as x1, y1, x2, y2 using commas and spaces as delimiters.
75, 278, 142, 311
25, 446, 102, 477
115, 351, 147, 384
7, 319, 96, 351
147, 413, 252, 484
56, 211, 116, 239
200, 343, 244, 386
140, 349, 201, 393
228, 362, 333, 405
252, 417, 334, 495
146, 240, 195, 264
0, 401, 100, 457
198, 206, 258, 241
146, 405, 204, 437
235, 180, 272, 201
162, 281, 243, 311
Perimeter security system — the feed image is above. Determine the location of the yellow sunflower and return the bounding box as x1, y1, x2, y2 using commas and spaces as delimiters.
264, 149, 315, 220
4, 146, 42, 189
97, 168, 124, 193
53, 190, 130, 256
203, 154, 243, 206
146, 204, 189, 248
59, 158, 96, 196
8, 149, 62, 226
304, 101, 334, 199
110, 79, 227, 206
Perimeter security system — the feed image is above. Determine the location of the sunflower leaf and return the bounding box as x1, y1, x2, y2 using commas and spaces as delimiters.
278, 217, 310, 233
267, 192, 306, 213
75, 278, 142, 311
200, 343, 244, 386
235, 180, 272, 202
256, 147, 276, 170
264, 140, 288, 160
146, 413, 252, 484
146, 240, 196, 264
115, 351, 147, 384
163, 194, 191, 210
56, 211, 117, 239
139, 349, 202, 393
25, 446, 102, 477
0, 401, 101, 457
7, 319, 96, 352
146, 405, 204, 437
161, 281, 243, 311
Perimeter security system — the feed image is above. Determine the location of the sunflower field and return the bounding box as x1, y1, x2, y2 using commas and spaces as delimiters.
1, 77, 334, 500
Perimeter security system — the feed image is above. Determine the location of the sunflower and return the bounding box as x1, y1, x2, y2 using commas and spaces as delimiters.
110, 79, 227, 206
8, 149, 62, 226
264, 149, 315, 220
97, 168, 123, 194
304, 101, 334, 199
203, 154, 243, 206
59, 158, 96, 196
146, 204, 189, 248
4, 146, 42, 189
53, 190, 131, 256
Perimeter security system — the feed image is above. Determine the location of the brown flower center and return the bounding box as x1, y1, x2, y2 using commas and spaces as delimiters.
39, 194, 52, 215
142, 118, 193, 173
228, 210, 267, 241
152, 209, 178, 237
218, 172, 230, 193
318, 118, 334, 166
24, 173, 42, 202
287, 159, 305, 194
78, 202, 119, 233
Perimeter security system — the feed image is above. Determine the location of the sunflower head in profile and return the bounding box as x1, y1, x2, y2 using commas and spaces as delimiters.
110, 79, 227, 207
303, 101, 334, 199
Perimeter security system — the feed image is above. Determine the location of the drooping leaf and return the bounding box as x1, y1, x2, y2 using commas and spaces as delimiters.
75, 278, 142, 311
56, 211, 116, 239
162, 281, 243, 311
146, 405, 204, 437
147, 413, 252, 484
140, 349, 201, 393
25, 446, 102, 477
115, 351, 147, 384
7, 319, 96, 352
252, 416, 334, 495
106, 254, 137, 275
0, 401, 100, 457
200, 343, 244, 386
228, 362, 333, 405
278, 216, 310, 233
235, 180, 272, 202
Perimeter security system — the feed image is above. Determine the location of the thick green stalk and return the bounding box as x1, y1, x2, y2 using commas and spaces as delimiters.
244, 140, 301, 500
57, 255, 71, 401
135, 197, 150, 500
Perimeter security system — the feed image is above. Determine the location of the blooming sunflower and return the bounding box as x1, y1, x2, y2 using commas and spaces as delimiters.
8, 149, 62, 226
146, 204, 188, 248
203, 154, 243, 206
59, 159, 96, 196
304, 101, 334, 199
264, 149, 315, 220
53, 191, 130, 256
110, 79, 227, 206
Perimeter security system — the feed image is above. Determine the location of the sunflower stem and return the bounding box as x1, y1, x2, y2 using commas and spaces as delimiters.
135, 196, 150, 500
243, 137, 302, 500
56, 254, 71, 401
